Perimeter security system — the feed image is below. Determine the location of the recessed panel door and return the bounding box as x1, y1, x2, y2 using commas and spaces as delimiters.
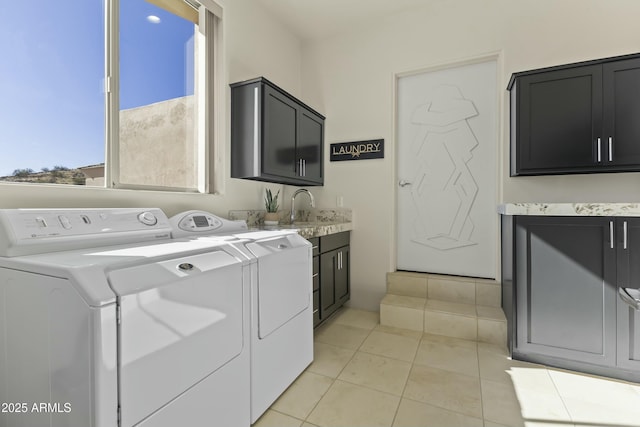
263, 86, 297, 179
517, 66, 602, 171
604, 59, 640, 167
616, 218, 640, 371
298, 108, 324, 184
396, 59, 497, 278
320, 248, 338, 319
515, 217, 617, 367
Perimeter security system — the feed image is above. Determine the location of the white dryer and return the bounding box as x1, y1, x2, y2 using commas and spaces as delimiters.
0, 208, 250, 427
171, 211, 313, 423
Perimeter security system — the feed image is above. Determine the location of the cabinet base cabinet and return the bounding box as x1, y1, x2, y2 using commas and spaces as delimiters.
310, 232, 350, 328
502, 215, 640, 383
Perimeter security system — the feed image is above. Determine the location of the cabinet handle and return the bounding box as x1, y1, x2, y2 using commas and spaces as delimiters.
610, 221, 614, 249
624, 221, 628, 250
608, 137, 613, 162
304, 159, 306, 177
298, 159, 303, 176
338, 251, 342, 270
597, 138, 602, 163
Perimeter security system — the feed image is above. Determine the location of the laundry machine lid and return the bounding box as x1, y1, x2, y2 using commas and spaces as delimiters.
0, 238, 243, 307
108, 247, 246, 427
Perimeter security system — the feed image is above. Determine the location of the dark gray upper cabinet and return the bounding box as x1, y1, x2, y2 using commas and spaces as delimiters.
509, 54, 640, 176
231, 77, 324, 186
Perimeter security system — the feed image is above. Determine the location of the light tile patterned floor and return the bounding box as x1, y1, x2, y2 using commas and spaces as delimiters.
253, 308, 640, 427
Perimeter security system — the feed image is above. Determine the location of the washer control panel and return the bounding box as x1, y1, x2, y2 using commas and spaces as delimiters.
170, 210, 248, 237
0, 208, 172, 256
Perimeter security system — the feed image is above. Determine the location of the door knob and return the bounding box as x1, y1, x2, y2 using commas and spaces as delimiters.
398, 180, 412, 187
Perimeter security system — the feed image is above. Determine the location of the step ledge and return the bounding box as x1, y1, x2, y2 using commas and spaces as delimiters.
381, 295, 506, 322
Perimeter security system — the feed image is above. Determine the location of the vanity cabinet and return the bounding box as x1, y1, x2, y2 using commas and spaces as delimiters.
230, 77, 324, 186
502, 215, 640, 381
308, 232, 350, 328
509, 54, 640, 176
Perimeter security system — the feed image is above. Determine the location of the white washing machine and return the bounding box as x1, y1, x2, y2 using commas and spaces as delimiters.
170, 211, 313, 423
0, 208, 250, 427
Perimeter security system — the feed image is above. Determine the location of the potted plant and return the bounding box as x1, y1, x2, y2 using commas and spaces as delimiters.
264, 189, 280, 225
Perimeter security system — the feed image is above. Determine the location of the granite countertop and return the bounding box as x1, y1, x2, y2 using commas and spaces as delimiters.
260, 221, 353, 239
499, 203, 640, 217
228, 208, 352, 239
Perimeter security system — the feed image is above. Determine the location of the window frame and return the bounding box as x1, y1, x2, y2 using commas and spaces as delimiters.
105, 0, 223, 193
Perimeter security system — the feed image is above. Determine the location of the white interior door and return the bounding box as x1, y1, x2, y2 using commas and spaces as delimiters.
396, 59, 497, 279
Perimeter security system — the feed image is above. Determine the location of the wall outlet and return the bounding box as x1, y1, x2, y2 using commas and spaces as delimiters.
337, 196, 344, 207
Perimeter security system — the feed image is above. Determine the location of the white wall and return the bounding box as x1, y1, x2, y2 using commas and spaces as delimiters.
6, 0, 640, 312
0, 0, 301, 218
300, 0, 640, 310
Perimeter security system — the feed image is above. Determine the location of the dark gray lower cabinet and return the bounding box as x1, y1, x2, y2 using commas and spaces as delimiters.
502, 215, 640, 381
309, 232, 350, 328
616, 218, 640, 371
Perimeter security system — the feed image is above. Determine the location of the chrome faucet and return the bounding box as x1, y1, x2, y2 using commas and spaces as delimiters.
290, 189, 315, 224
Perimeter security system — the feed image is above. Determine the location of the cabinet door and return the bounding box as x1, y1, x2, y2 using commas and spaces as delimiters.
319, 246, 350, 322
320, 249, 339, 320
514, 66, 603, 174
616, 218, 640, 371
262, 85, 297, 179
514, 216, 617, 367
297, 108, 324, 185
603, 58, 640, 168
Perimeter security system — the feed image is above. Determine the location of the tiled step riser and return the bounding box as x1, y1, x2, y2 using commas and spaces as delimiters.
387, 272, 501, 308
379, 304, 506, 347
380, 272, 507, 347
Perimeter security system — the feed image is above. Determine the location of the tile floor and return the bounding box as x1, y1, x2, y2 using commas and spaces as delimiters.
253, 308, 640, 427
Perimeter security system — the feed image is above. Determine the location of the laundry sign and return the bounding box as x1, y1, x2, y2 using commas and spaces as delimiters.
330, 139, 384, 161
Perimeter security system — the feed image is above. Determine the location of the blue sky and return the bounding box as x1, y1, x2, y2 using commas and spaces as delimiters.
0, 0, 194, 178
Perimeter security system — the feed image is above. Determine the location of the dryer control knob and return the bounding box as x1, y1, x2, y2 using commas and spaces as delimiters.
138, 211, 158, 226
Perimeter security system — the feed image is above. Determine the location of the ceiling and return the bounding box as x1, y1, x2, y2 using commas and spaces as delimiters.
254, 0, 431, 41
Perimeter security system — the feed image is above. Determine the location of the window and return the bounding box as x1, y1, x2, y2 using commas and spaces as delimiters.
0, 1, 105, 186
0, 0, 221, 192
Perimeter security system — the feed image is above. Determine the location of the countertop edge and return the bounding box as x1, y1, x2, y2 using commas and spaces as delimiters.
255, 222, 353, 239
499, 203, 640, 217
